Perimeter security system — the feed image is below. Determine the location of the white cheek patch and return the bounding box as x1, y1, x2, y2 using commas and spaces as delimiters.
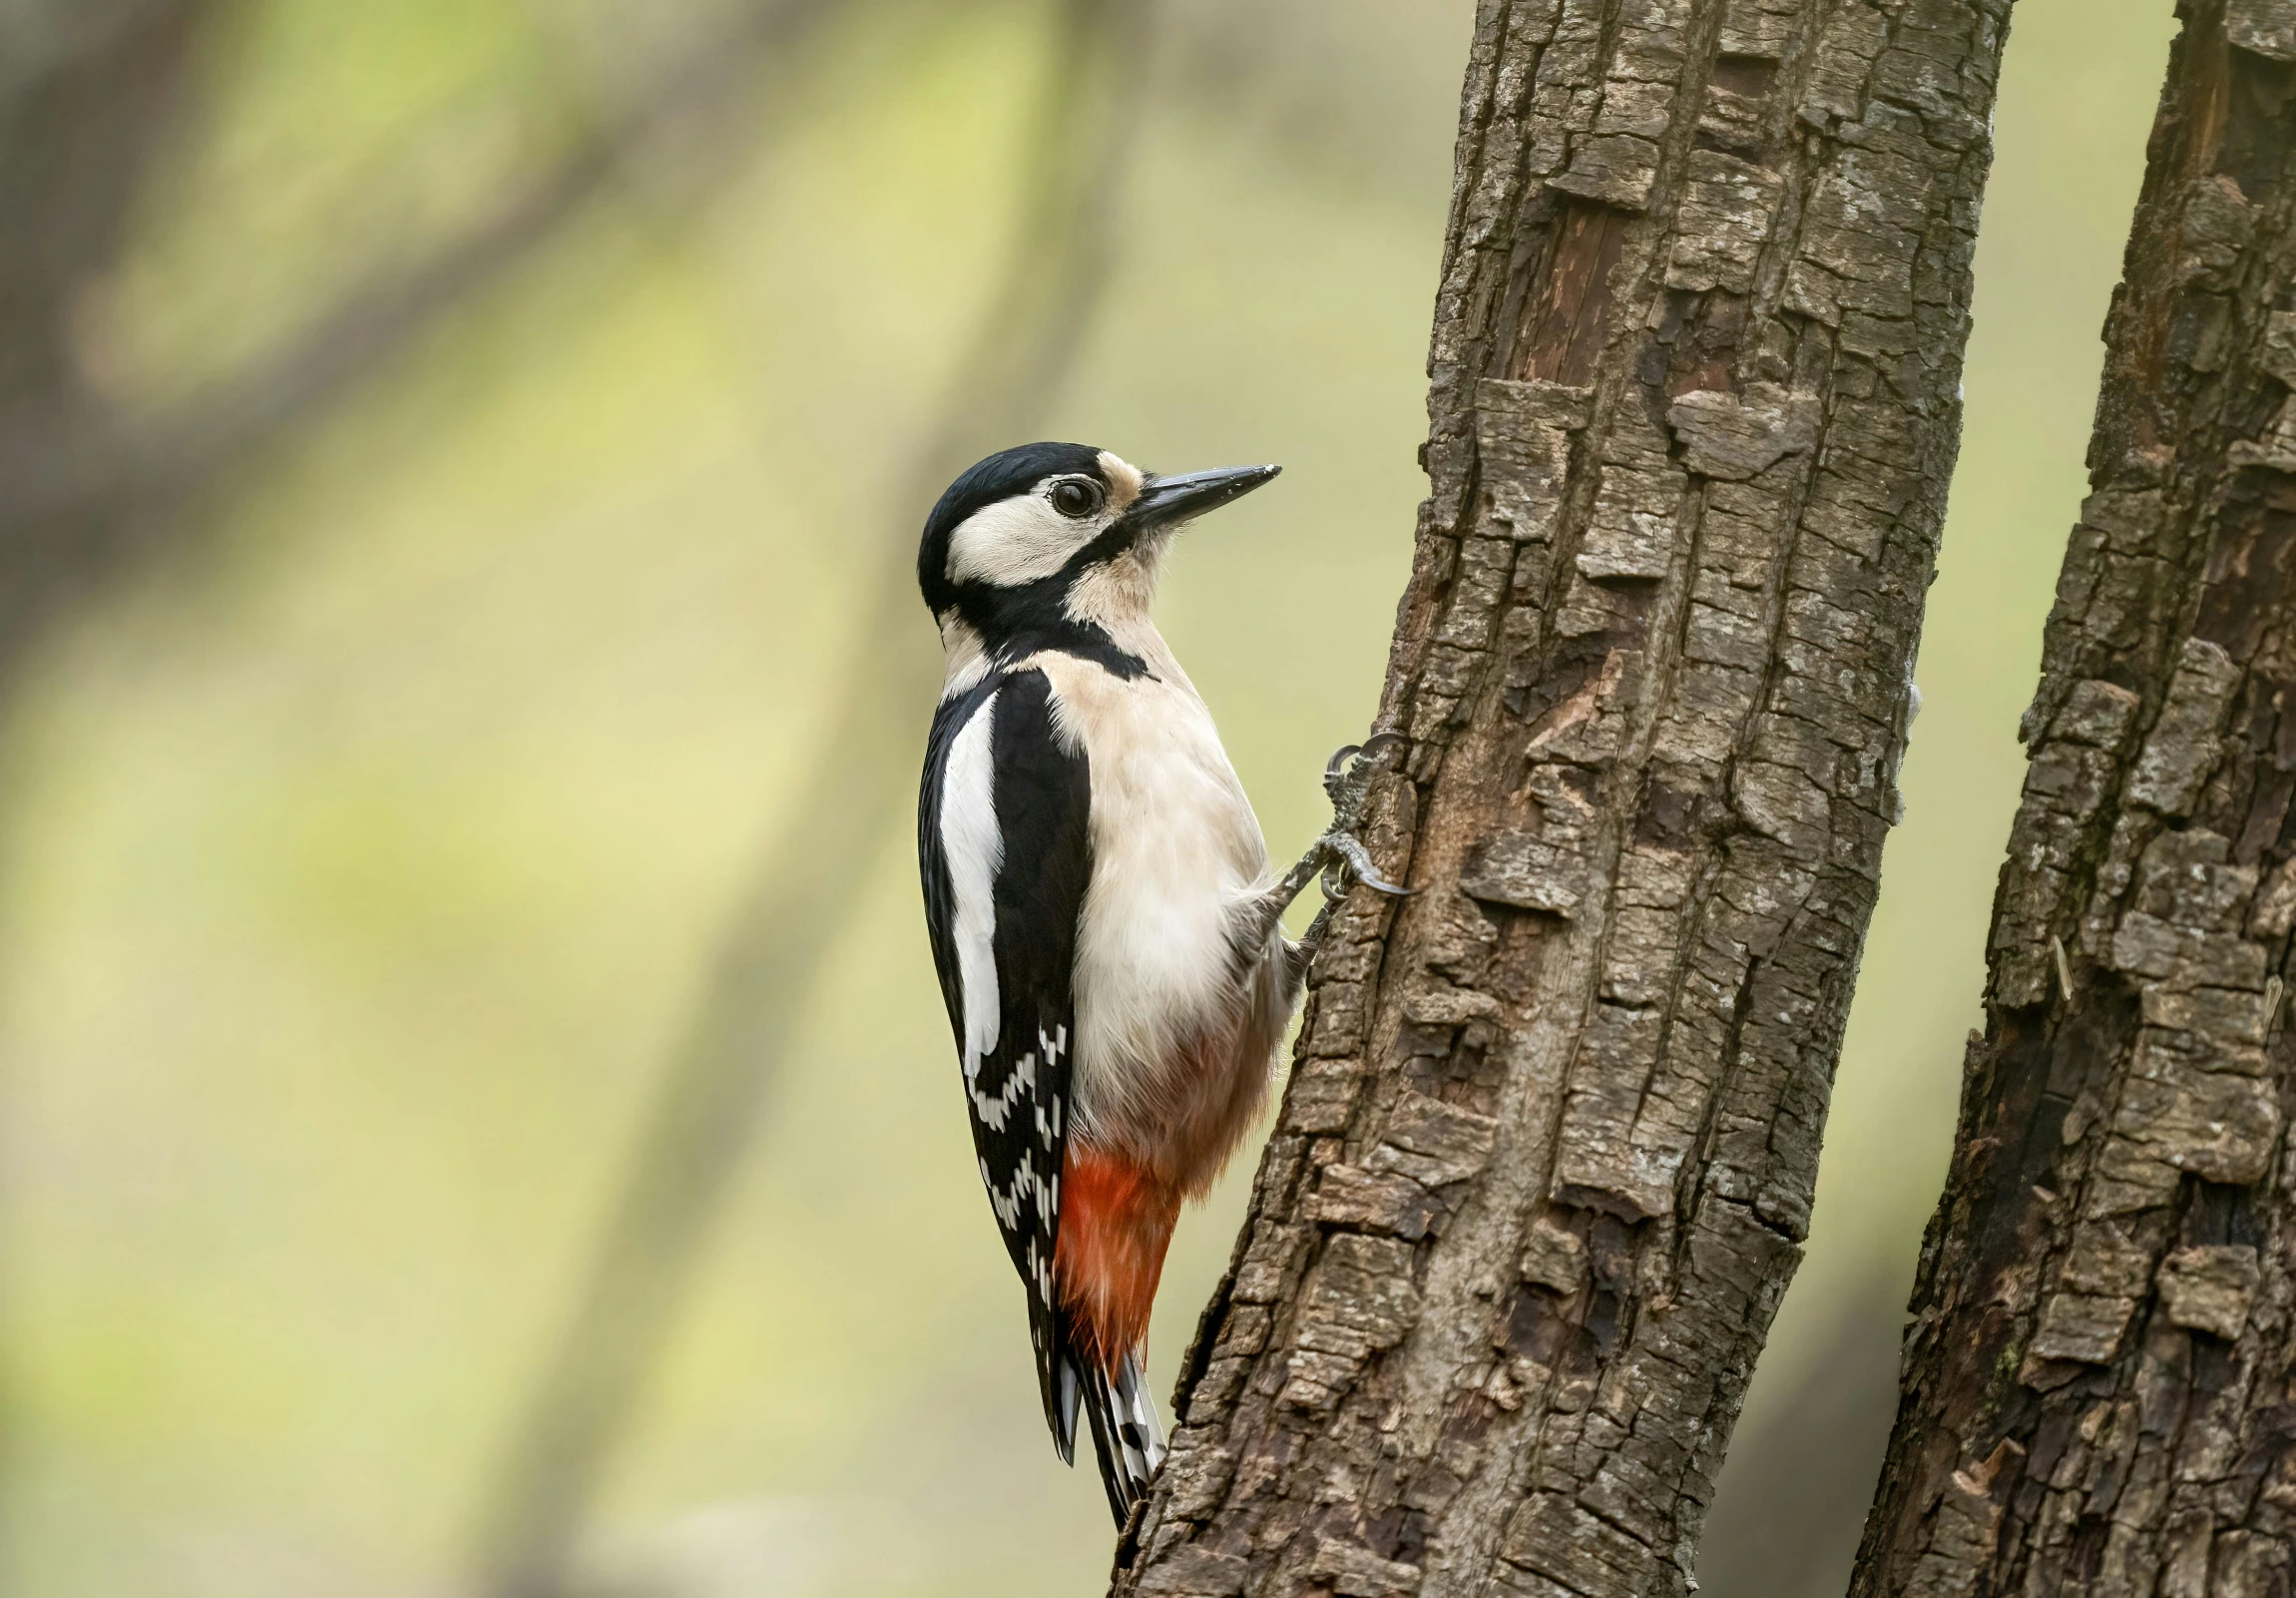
947, 495, 1101, 588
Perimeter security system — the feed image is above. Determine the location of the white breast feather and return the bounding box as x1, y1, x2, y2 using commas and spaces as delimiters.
940, 693, 1003, 1080
1032, 631, 1272, 1139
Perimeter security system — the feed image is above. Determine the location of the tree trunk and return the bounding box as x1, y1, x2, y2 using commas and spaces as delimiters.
1851, 7, 2296, 1596
1110, 2, 2013, 1594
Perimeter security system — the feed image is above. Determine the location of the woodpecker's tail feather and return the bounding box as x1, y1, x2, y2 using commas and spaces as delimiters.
1074, 1349, 1165, 1526
1051, 1349, 1082, 1465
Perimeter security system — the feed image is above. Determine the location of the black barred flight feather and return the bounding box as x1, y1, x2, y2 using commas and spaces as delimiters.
917, 666, 1091, 1460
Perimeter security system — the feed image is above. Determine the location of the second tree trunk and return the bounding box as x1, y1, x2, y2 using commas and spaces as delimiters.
1855, 6, 2296, 1596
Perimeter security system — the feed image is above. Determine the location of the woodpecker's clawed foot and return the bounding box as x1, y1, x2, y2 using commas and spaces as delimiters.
1250, 737, 1411, 965
1313, 735, 1410, 900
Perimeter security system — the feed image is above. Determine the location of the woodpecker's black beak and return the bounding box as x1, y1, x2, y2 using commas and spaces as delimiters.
1125, 463, 1280, 535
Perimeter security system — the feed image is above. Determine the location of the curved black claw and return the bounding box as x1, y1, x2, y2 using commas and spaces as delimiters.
1322, 733, 1407, 815
1322, 828, 1410, 898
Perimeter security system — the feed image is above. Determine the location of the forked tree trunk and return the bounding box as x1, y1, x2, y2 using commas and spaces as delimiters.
1110, 2, 2013, 1594
1851, 7, 2296, 1596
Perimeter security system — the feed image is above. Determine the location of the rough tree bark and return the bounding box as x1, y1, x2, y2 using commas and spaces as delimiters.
1851, 6, 2296, 1596
1110, 2, 2013, 1594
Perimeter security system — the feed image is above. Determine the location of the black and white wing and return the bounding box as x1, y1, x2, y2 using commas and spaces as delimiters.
918, 667, 1092, 1456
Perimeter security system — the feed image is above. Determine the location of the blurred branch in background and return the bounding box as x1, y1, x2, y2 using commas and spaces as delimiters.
468, 2, 1153, 1592
0, 0, 876, 1567
0, 0, 184, 104
0, 0, 220, 1534
0, 0, 219, 660
0, 0, 842, 675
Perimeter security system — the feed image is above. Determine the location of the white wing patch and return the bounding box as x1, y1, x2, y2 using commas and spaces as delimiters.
940, 692, 1004, 1082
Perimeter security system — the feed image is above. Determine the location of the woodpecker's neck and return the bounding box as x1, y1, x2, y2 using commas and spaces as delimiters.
1063, 542, 1161, 634
938, 547, 1170, 700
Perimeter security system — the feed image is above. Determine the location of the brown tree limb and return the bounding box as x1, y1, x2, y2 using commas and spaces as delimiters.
1111, 2, 2015, 1593
0, 0, 190, 109
0, 0, 845, 668
1851, 7, 2296, 1594
0, 0, 217, 419
464, 3, 1152, 1593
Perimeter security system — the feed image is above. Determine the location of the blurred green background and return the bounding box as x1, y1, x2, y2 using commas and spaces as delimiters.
0, 2, 2178, 1594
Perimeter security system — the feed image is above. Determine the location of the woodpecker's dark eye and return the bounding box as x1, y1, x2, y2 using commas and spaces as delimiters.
1049, 478, 1104, 519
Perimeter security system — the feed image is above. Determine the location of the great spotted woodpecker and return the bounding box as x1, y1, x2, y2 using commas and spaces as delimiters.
914, 443, 1404, 1523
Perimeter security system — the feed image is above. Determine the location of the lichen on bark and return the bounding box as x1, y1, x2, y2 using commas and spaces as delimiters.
1107, 2, 2017, 1595
1851, 7, 2296, 1598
